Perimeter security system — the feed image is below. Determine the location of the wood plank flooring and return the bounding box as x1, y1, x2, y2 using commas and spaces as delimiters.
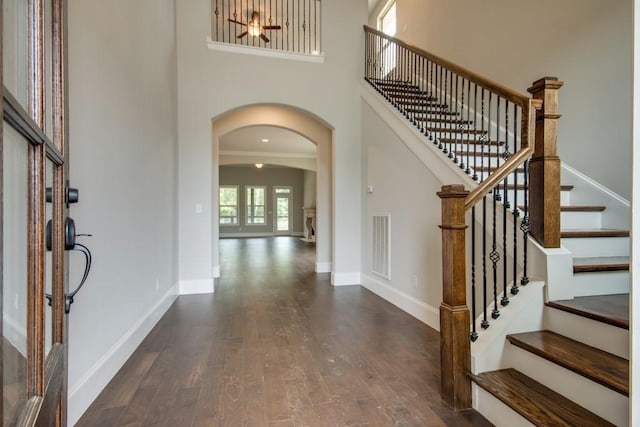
77, 237, 491, 426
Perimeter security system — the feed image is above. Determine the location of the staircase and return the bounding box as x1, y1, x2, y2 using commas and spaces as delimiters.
363, 25, 630, 427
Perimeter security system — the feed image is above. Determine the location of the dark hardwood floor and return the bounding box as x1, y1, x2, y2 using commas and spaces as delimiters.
77, 237, 491, 426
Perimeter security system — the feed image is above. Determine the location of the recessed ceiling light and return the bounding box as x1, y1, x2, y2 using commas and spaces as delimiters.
261, 138, 269, 142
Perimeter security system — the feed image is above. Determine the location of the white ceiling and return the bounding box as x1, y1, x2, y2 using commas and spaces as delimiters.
220, 125, 316, 157
368, 0, 378, 12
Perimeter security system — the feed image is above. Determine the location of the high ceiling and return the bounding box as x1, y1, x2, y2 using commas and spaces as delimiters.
220, 125, 316, 157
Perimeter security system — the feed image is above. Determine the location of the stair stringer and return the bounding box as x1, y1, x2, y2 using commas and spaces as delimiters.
360, 79, 479, 189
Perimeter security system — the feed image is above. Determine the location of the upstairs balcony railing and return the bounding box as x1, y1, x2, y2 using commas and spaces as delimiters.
211, 0, 321, 55
363, 26, 563, 410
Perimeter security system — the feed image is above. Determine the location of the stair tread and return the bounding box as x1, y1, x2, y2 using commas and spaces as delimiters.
470, 368, 615, 427
507, 330, 628, 395
547, 294, 629, 329
573, 256, 629, 273
561, 229, 629, 238
561, 205, 606, 212
498, 184, 574, 191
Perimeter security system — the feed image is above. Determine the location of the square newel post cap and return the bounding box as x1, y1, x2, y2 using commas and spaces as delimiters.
527, 77, 564, 95
437, 184, 469, 199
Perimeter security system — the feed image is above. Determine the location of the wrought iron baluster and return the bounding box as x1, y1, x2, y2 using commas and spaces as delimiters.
467, 80, 473, 176
491, 187, 500, 320
473, 84, 479, 181
471, 83, 476, 181
471, 206, 478, 341
511, 102, 520, 296
521, 158, 531, 287
481, 196, 489, 329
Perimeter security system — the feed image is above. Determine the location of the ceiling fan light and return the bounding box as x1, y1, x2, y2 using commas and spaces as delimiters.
255, 163, 264, 169
248, 22, 261, 37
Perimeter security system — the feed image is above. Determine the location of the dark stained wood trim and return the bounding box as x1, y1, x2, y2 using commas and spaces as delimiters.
546, 300, 629, 330
438, 185, 472, 410
364, 25, 531, 107
470, 369, 615, 427
561, 230, 630, 238
561, 205, 606, 212
527, 77, 564, 248
573, 256, 629, 273
507, 331, 629, 396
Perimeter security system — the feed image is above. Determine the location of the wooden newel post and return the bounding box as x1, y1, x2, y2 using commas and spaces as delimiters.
527, 77, 564, 248
438, 184, 471, 410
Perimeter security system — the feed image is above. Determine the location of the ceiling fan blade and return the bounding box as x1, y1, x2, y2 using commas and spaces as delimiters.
260, 33, 270, 43
237, 31, 249, 39
262, 25, 282, 30
227, 18, 247, 26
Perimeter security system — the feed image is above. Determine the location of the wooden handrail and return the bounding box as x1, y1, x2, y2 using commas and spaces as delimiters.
364, 25, 530, 108
464, 99, 541, 210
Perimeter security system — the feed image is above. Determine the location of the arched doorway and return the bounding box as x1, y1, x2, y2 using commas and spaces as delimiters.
211, 104, 333, 277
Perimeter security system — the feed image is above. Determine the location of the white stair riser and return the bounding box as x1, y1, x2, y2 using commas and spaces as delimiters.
473, 385, 536, 427
562, 237, 629, 258
561, 211, 602, 229
573, 271, 629, 297
504, 344, 629, 426
543, 306, 629, 359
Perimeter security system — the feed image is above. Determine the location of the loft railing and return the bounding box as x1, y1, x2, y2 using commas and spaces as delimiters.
363, 26, 563, 409
211, 0, 321, 55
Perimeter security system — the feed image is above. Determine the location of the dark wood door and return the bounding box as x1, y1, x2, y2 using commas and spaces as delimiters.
2, 0, 69, 425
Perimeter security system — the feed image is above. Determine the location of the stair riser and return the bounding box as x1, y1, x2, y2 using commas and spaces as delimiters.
561, 211, 602, 230
572, 271, 629, 297
562, 237, 629, 258
473, 385, 536, 427
504, 344, 629, 426
543, 306, 629, 359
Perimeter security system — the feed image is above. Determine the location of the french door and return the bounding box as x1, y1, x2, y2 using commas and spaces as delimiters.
274, 187, 292, 235
2, 0, 69, 426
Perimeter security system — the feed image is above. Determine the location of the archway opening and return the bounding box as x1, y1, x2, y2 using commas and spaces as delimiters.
211, 104, 334, 278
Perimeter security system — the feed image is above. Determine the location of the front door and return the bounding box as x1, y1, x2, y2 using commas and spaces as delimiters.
274, 187, 292, 235
2, 0, 69, 425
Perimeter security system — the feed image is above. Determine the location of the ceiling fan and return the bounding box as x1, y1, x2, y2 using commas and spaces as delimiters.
229, 11, 282, 43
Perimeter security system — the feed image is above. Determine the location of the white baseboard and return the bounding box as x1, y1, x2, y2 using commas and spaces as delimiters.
68, 284, 179, 426
213, 265, 221, 278
361, 273, 439, 330
179, 279, 214, 295
316, 262, 332, 273
331, 272, 361, 286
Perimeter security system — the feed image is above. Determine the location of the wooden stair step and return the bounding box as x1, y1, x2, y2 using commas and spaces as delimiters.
573, 256, 629, 273
368, 78, 414, 88
406, 109, 459, 116
546, 294, 629, 330
386, 92, 435, 100
427, 126, 486, 135
561, 205, 606, 212
561, 229, 629, 238
499, 183, 574, 191
441, 138, 505, 147
470, 368, 615, 427
417, 117, 473, 125
394, 99, 447, 107
507, 330, 629, 396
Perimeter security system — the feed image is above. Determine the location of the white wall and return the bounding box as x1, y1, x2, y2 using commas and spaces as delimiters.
388, 0, 632, 200
66, 0, 178, 424
176, 0, 368, 285
303, 170, 317, 207
361, 101, 443, 327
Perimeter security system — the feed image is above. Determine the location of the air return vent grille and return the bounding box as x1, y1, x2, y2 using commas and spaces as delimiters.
371, 214, 391, 279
